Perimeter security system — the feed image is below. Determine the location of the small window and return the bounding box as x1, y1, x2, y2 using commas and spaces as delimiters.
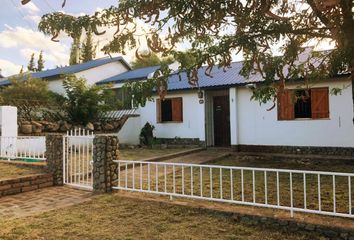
294, 90, 311, 118
156, 97, 183, 123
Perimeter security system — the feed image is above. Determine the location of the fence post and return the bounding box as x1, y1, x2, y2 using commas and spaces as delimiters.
46, 134, 64, 186
92, 135, 119, 193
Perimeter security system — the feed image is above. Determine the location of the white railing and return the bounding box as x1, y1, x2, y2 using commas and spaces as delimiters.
63, 129, 94, 190
0, 136, 46, 161
113, 160, 354, 219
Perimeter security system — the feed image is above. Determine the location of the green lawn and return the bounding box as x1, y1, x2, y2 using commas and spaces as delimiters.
0, 194, 323, 240
0, 162, 43, 180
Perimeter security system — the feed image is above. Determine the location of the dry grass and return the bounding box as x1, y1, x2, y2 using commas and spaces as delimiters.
0, 162, 43, 180
120, 154, 354, 215
0, 194, 323, 240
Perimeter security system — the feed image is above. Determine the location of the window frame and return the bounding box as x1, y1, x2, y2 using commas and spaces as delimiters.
277, 87, 329, 121
156, 97, 183, 123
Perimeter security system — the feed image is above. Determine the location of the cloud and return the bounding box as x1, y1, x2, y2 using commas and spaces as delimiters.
0, 26, 70, 66
21, 2, 40, 14
0, 59, 22, 76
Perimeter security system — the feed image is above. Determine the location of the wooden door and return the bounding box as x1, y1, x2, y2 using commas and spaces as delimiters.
213, 95, 230, 146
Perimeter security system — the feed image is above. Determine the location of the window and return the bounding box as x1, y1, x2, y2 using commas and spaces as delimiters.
156, 97, 183, 123
113, 88, 132, 109
278, 87, 329, 120
294, 90, 311, 118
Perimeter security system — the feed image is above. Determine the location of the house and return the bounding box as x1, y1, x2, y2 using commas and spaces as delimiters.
0, 56, 131, 94
99, 60, 354, 155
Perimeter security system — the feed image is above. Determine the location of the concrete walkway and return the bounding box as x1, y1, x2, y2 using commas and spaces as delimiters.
0, 186, 92, 219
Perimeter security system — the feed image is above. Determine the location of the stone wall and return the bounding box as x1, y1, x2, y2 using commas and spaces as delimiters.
45, 134, 64, 186
92, 136, 119, 193
155, 138, 206, 147
233, 144, 354, 156
0, 173, 53, 197
19, 118, 127, 135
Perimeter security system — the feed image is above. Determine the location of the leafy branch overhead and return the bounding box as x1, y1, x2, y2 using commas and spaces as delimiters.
24, 0, 354, 106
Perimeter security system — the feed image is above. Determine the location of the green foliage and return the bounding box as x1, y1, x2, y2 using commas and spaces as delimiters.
124, 65, 171, 107
27, 53, 36, 72
62, 75, 118, 124
69, 37, 80, 66
250, 85, 278, 105
0, 75, 51, 103
37, 51, 45, 72
0, 75, 58, 120
140, 122, 155, 146
131, 52, 174, 69
81, 29, 97, 63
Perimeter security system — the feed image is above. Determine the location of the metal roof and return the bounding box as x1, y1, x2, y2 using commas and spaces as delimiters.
167, 61, 262, 91
97, 65, 161, 84
0, 56, 131, 87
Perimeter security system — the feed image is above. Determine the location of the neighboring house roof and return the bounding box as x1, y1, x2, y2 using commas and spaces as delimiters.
0, 56, 131, 87
97, 65, 161, 85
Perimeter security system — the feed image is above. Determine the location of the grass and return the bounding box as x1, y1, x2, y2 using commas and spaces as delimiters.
119, 148, 191, 160
0, 162, 43, 180
118, 154, 354, 215
0, 194, 324, 240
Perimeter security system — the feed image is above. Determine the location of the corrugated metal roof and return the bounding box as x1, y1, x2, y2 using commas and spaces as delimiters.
97, 62, 261, 89
167, 61, 262, 91
97, 65, 161, 84
0, 56, 131, 86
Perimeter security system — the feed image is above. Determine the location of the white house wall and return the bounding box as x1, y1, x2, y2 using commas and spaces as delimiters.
236, 80, 354, 148
117, 116, 141, 145
139, 91, 206, 141
47, 61, 129, 95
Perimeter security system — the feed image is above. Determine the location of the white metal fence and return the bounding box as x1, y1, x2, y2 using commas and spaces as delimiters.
63, 129, 94, 190
113, 160, 354, 219
0, 136, 46, 161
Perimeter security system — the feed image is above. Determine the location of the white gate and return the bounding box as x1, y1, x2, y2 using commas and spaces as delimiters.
63, 129, 94, 190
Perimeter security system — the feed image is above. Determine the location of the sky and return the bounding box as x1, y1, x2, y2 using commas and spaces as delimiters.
0, 0, 123, 77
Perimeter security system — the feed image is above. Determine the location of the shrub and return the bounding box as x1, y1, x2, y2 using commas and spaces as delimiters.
62, 75, 119, 124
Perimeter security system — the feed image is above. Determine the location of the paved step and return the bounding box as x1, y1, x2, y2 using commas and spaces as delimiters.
0, 186, 92, 219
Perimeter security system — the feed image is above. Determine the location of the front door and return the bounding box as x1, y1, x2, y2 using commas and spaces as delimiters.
213, 95, 230, 146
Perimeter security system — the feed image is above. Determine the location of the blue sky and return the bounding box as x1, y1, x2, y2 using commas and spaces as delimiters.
0, 0, 120, 76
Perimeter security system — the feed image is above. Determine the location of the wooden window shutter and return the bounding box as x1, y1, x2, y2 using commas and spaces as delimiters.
156, 99, 162, 123
172, 97, 183, 122
311, 87, 329, 119
277, 90, 295, 120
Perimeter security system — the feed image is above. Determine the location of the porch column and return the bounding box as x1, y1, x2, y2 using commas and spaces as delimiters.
229, 88, 239, 148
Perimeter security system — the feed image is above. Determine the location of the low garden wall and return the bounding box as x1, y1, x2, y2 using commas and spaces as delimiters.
0, 173, 53, 197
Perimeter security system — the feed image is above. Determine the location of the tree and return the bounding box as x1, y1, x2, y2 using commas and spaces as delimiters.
131, 51, 174, 69
69, 37, 81, 65
0, 75, 54, 120
81, 28, 97, 63
35, 1, 354, 116
27, 53, 36, 72
62, 75, 118, 124
37, 50, 45, 71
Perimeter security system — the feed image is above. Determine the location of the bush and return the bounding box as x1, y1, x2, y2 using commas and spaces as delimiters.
140, 122, 155, 146
62, 75, 119, 124
0, 75, 61, 120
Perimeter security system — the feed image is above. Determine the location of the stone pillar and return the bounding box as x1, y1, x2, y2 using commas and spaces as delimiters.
46, 134, 64, 186
92, 136, 119, 193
